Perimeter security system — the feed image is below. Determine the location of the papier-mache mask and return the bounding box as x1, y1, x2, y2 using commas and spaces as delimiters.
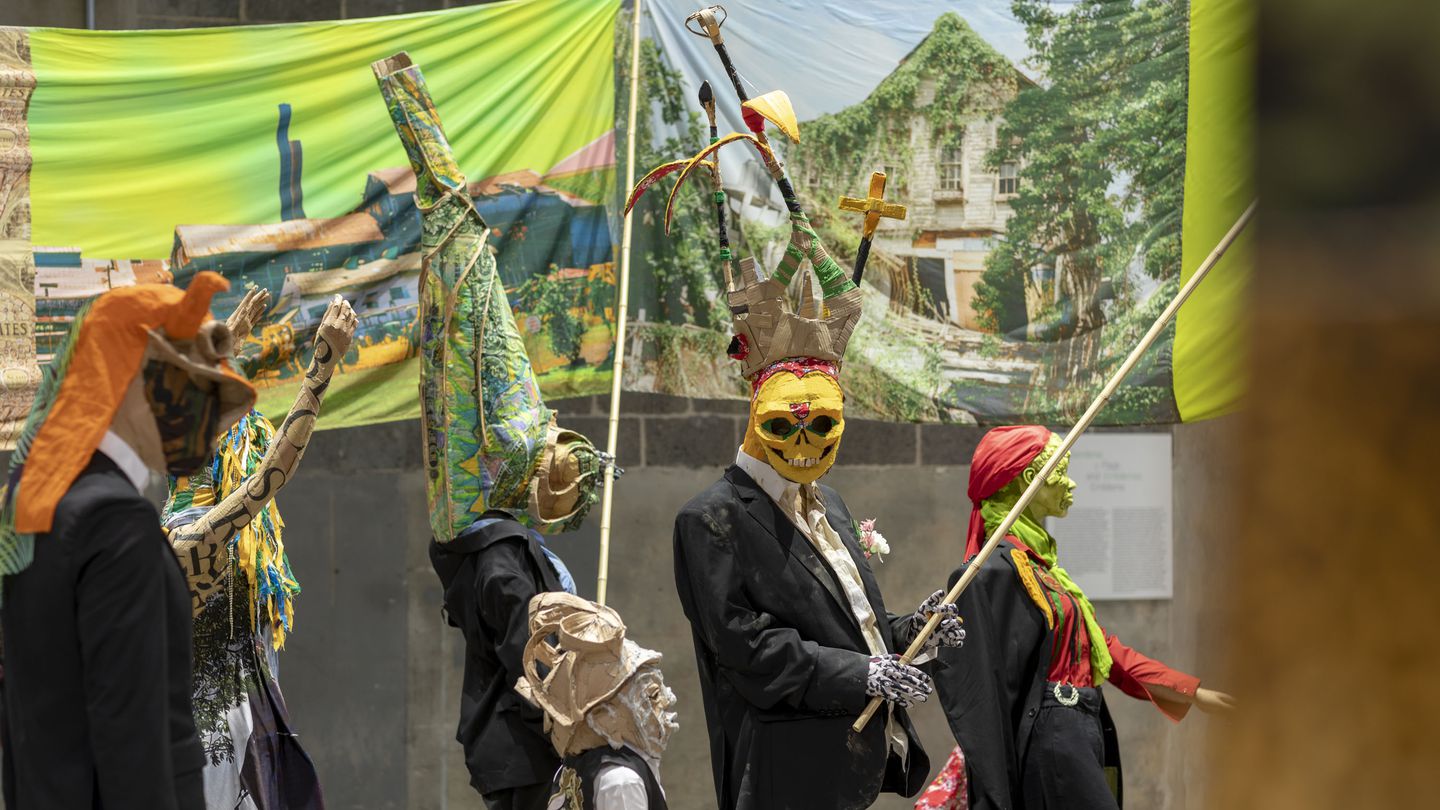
528, 422, 603, 535
741, 362, 845, 484
727, 245, 863, 484
0, 273, 256, 593
515, 592, 676, 759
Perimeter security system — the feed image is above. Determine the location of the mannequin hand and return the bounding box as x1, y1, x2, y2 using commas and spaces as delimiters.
907, 589, 966, 651
865, 654, 933, 708
1193, 687, 1236, 715
317, 295, 359, 359
224, 287, 271, 349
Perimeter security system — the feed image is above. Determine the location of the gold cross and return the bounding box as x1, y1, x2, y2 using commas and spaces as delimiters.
838, 171, 907, 239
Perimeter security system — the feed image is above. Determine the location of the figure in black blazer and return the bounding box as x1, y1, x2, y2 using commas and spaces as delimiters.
626, 17, 967, 801
674, 449, 966, 810
429, 512, 572, 808
663, 242, 964, 810
374, 52, 610, 810
0, 276, 256, 809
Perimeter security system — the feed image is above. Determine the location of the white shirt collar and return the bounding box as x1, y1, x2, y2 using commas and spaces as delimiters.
734, 447, 802, 506
623, 742, 664, 788
96, 430, 155, 494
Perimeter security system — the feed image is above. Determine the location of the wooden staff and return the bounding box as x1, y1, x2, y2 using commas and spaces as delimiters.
596, 0, 645, 607
853, 199, 1258, 732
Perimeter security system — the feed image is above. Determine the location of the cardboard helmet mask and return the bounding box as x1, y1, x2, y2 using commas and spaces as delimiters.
528, 422, 603, 535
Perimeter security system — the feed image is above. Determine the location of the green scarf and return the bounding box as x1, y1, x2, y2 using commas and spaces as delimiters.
981, 497, 1113, 684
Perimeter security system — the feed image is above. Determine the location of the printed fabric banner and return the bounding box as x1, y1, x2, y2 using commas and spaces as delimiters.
624, 0, 1250, 425
0, 0, 620, 442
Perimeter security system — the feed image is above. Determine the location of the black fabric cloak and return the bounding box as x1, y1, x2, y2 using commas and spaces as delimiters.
1, 453, 204, 810
673, 465, 929, 810
429, 511, 565, 796
934, 547, 1123, 810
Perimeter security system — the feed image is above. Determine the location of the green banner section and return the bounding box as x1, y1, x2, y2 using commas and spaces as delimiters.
1176, 0, 1254, 421
17, 0, 619, 430
1, 0, 1251, 433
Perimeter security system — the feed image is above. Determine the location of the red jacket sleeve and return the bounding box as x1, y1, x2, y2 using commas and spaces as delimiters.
1105, 634, 1201, 722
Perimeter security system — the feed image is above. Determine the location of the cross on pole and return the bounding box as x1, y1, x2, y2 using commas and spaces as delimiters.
838, 171, 907, 284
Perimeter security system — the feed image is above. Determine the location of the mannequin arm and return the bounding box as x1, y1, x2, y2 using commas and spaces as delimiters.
1147, 683, 1237, 715
225, 287, 271, 342
169, 296, 356, 553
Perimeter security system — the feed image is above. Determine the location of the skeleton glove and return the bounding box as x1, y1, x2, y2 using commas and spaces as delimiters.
904, 589, 966, 653
865, 654, 933, 708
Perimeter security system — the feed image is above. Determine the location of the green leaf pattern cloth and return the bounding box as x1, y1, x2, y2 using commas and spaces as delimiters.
377, 58, 550, 543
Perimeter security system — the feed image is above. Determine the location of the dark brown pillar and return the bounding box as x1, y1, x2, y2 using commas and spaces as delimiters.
1209, 0, 1440, 804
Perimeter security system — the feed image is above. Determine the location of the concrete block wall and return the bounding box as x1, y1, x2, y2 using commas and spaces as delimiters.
5, 0, 477, 29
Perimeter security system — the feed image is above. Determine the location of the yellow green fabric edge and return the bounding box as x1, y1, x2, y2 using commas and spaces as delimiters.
1175, 0, 1255, 421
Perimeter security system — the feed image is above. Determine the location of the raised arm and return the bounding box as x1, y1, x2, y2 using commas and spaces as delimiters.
225, 286, 271, 343
169, 295, 356, 553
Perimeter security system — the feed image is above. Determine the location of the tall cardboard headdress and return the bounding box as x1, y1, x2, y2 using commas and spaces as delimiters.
515, 592, 662, 757
374, 53, 603, 541
725, 252, 862, 386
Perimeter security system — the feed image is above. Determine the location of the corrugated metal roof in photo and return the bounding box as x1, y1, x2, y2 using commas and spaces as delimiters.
175, 213, 385, 258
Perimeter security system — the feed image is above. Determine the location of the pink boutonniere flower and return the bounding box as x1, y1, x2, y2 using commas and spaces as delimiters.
857, 518, 890, 562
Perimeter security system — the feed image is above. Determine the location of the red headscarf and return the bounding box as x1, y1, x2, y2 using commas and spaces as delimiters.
965, 425, 1052, 560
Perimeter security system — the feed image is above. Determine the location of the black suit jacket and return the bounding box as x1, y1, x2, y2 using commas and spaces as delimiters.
673, 465, 929, 810
1, 453, 204, 810
428, 511, 564, 795
933, 547, 1123, 810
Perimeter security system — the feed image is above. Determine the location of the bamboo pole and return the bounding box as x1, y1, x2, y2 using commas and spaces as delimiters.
853, 199, 1257, 732
596, 0, 645, 607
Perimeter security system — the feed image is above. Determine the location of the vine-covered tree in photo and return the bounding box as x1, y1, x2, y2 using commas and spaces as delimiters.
977, 0, 1187, 420
518, 271, 584, 367
616, 28, 721, 329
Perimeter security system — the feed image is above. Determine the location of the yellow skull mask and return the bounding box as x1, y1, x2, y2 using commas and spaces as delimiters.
741, 370, 845, 484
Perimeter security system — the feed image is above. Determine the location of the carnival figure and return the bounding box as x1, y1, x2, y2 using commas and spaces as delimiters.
516, 593, 676, 810
629, 8, 966, 808
163, 289, 357, 809
0, 275, 255, 809
930, 426, 1234, 809
374, 52, 610, 810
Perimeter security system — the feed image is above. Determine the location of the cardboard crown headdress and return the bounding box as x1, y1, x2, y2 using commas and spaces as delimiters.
724, 251, 862, 382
